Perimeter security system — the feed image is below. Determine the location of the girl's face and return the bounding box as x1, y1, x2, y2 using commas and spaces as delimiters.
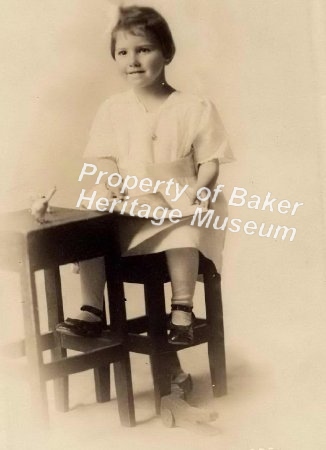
114, 30, 167, 89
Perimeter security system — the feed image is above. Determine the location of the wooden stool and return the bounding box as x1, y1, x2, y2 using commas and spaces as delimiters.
106, 251, 227, 414
0, 208, 135, 427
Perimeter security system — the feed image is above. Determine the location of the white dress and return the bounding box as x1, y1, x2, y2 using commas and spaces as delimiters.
83, 90, 233, 272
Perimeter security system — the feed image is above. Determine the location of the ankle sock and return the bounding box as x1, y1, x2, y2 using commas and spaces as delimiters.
171, 309, 192, 326
75, 305, 103, 323
76, 310, 101, 322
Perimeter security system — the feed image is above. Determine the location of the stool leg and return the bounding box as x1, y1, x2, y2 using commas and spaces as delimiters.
104, 254, 135, 423
113, 354, 136, 427
144, 282, 171, 414
94, 365, 111, 403
44, 267, 69, 412
203, 263, 227, 397
20, 251, 49, 424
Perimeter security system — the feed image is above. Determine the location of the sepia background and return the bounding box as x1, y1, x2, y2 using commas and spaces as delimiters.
1, 0, 325, 449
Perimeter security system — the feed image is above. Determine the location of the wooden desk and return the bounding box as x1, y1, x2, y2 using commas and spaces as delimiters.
0, 207, 135, 426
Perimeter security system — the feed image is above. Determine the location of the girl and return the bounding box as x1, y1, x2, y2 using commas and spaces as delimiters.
57, 6, 230, 353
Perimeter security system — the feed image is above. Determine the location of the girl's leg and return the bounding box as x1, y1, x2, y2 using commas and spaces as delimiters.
60, 254, 191, 391
56, 256, 105, 336
165, 248, 199, 326
76, 249, 199, 326
75, 257, 106, 322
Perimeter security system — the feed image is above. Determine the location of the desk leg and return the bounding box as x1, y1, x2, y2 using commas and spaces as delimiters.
104, 255, 127, 335
203, 264, 227, 397
20, 251, 49, 424
92, 255, 127, 404
113, 354, 136, 427
44, 267, 69, 412
93, 297, 111, 403
94, 365, 111, 403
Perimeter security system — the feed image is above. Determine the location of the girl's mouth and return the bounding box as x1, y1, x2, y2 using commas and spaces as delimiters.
128, 70, 145, 75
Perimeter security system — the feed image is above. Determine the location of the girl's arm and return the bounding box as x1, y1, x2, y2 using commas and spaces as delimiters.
96, 157, 124, 199
97, 157, 119, 174
187, 160, 219, 203
195, 160, 219, 191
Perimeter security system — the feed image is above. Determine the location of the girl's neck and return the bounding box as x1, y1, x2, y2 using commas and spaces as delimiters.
133, 82, 175, 113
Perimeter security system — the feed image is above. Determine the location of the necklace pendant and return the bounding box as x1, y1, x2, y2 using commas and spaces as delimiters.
152, 133, 158, 141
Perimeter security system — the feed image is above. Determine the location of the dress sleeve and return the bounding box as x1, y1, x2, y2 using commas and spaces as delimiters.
83, 99, 118, 161
192, 98, 234, 166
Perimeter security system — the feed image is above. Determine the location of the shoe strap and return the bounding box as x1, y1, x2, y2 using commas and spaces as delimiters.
80, 305, 103, 318
171, 304, 193, 313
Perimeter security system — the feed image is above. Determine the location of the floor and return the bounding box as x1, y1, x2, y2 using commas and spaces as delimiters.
0, 264, 325, 450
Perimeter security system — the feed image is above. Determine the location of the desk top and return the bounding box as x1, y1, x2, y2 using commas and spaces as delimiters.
0, 208, 121, 271
0, 207, 110, 236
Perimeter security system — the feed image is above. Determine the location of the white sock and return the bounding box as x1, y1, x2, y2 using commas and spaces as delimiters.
171, 309, 192, 326
75, 311, 101, 322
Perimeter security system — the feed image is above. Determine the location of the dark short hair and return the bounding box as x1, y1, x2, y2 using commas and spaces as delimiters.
111, 6, 175, 62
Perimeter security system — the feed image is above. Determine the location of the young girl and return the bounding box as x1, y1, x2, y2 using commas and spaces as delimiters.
57, 6, 230, 351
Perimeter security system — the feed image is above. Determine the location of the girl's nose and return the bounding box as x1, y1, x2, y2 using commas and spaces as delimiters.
128, 52, 140, 67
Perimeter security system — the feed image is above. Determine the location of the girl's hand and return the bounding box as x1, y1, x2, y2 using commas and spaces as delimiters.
185, 187, 200, 205
186, 186, 209, 210
105, 179, 125, 200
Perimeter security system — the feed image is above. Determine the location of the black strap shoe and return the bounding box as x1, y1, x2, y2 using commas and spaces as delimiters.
168, 305, 195, 346
56, 305, 103, 338
56, 318, 103, 337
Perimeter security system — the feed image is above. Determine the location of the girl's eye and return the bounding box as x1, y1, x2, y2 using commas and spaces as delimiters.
139, 47, 151, 53
117, 50, 127, 56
